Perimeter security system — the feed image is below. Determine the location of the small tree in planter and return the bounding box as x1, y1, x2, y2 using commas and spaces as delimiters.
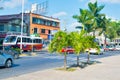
69, 30, 86, 66
48, 31, 69, 70
84, 36, 99, 64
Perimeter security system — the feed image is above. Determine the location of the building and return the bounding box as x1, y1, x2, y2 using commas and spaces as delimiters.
0, 13, 60, 44
111, 38, 120, 45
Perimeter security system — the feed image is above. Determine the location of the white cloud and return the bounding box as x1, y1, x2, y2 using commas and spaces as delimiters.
2, 0, 28, 8
89, 0, 97, 3
106, 15, 119, 22
52, 12, 67, 18
67, 22, 82, 32
89, 0, 120, 4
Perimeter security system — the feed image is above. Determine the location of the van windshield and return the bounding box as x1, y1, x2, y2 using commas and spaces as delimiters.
4, 36, 17, 43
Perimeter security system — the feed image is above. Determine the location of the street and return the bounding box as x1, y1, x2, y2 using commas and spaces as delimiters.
0, 50, 120, 79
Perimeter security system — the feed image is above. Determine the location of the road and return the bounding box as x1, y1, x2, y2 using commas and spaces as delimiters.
0, 50, 120, 79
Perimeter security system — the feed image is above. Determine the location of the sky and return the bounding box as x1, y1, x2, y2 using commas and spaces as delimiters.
0, 0, 120, 32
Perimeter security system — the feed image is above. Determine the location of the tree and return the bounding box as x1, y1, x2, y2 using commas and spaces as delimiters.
88, 1, 105, 36
73, 9, 93, 33
69, 30, 86, 66
84, 35, 99, 63
48, 31, 69, 70
110, 21, 120, 38
98, 16, 111, 48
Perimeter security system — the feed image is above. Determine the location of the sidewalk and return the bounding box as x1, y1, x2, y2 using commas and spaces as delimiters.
4, 54, 120, 80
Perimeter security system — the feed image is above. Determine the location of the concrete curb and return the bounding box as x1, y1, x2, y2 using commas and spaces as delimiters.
20, 52, 37, 57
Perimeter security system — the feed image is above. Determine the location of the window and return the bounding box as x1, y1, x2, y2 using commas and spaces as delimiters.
52, 22, 58, 27
32, 17, 38, 24
26, 38, 31, 43
4, 36, 17, 43
33, 39, 42, 43
32, 17, 59, 27
48, 30, 51, 34
17, 37, 21, 42
0, 24, 4, 31
34, 28, 38, 33
41, 29, 45, 33
22, 38, 26, 42
47, 21, 51, 26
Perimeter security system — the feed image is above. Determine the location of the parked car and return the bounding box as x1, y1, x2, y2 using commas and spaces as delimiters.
0, 50, 14, 68
3, 46, 20, 59
109, 46, 116, 51
88, 47, 104, 55
61, 46, 74, 54
115, 45, 120, 50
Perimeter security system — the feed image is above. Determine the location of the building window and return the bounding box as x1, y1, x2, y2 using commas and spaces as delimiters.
48, 30, 51, 34
34, 28, 38, 33
47, 21, 51, 26
0, 24, 4, 31
41, 29, 45, 33
32, 17, 59, 27
32, 17, 38, 24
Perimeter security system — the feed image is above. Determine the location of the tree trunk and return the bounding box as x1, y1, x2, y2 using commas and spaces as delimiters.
77, 54, 79, 66
93, 30, 95, 37
87, 52, 90, 64
104, 34, 107, 50
64, 53, 67, 70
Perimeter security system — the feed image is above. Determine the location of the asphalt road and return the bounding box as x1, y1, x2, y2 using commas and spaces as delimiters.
0, 51, 120, 79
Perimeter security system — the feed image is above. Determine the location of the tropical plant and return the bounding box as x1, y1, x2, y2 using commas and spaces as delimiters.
84, 35, 99, 63
109, 21, 120, 39
48, 31, 69, 70
98, 16, 110, 48
88, 1, 105, 36
73, 9, 92, 33
69, 30, 86, 66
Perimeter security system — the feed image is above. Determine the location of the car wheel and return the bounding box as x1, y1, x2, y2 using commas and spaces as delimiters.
14, 53, 19, 59
5, 59, 13, 68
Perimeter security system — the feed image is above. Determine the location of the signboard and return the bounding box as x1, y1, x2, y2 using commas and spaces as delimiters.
31, 1, 48, 15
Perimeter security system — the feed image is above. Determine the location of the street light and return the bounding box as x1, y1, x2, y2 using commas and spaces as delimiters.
20, 0, 24, 53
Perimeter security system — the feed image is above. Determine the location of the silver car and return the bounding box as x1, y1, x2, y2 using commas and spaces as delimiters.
0, 51, 14, 68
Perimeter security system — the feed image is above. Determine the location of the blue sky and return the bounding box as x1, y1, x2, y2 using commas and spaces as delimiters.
0, 0, 120, 31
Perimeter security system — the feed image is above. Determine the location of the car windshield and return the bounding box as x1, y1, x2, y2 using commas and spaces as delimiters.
4, 36, 17, 43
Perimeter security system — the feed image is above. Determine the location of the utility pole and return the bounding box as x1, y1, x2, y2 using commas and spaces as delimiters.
20, 0, 24, 53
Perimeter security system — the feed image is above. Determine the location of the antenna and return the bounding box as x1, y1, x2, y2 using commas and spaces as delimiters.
31, 0, 48, 15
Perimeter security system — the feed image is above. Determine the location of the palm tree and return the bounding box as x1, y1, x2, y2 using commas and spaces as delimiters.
98, 16, 111, 48
73, 9, 92, 33
69, 30, 86, 66
48, 31, 69, 70
110, 21, 120, 38
88, 1, 105, 36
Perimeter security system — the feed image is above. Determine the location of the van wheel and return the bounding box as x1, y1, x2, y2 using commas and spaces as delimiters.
5, 59, 13, 68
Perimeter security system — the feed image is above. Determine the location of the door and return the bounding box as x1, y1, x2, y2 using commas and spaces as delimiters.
0, 52, 5, 66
